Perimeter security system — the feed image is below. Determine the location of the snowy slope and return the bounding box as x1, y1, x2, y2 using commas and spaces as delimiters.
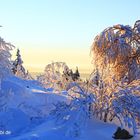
6, 118, 140, 140
0, 76, 139, 140
8, 119, 117, 140
0, 76, 68, 140
1, 76, 68, 116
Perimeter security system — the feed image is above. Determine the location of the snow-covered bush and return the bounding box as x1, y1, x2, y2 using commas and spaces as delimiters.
37, 62, 80, 91
87, 77, 115, 122
50, 82, 95, 137
88, 75, 140, 134
85, 67, 140, 135
109, 80, 140, 135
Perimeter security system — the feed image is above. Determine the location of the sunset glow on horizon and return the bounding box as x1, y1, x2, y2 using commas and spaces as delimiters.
12, 46, 93, 73
1, 0, 139, 74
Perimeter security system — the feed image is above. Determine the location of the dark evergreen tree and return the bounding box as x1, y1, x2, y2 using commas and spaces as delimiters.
12, 49, 30, 79
74, 67, 80, 78
71, 67, 80, 81
12, 49, 23, 74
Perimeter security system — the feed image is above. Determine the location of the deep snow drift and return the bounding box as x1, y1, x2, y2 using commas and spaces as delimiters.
0, 76, 139, 140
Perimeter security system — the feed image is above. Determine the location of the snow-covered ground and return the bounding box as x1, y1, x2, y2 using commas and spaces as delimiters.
0, 76, 139, 140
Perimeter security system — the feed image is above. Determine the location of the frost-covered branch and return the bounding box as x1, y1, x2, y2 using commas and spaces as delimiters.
50, 82, 95, 137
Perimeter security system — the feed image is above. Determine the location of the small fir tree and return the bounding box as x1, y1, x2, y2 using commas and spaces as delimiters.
12, 49, 31, 79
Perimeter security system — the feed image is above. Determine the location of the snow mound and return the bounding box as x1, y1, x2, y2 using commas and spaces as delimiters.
0, 76, 68, 140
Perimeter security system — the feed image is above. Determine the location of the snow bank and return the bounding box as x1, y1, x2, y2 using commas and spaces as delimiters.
0, 76, 68, 140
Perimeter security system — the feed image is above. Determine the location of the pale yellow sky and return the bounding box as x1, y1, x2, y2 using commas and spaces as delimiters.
12, 46, 93, 74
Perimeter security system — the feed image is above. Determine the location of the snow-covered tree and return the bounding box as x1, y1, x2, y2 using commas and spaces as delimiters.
37, 62, 81, 91
12, 49, 25, 77
12, 49, 33, 80
0, 37, 14, 79
37, 62, 68, 90
91, 20, 140, 83
87, 21, 140, 135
